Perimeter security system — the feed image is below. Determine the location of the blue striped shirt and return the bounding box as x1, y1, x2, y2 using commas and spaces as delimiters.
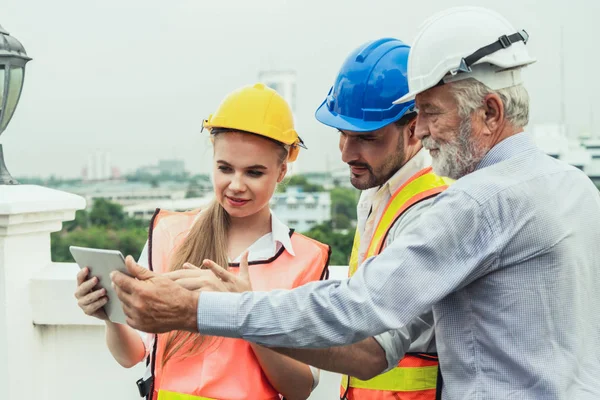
197, 132, 600, 399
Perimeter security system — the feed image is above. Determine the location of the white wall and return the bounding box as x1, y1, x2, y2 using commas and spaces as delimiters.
37, 325, 145, 400
0, 185, 349, 399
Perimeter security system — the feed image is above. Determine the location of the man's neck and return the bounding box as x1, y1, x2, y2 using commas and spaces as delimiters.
489, 123, 523, 149
374, 148, 430, 195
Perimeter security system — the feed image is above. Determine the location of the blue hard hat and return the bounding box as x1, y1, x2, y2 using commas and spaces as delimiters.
315, 38, 415, 132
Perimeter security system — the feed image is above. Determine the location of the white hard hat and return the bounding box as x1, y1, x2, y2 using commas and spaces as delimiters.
394, 7, 537, 104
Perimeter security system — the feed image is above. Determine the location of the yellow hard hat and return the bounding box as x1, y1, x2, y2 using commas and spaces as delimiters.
203, 83, 305, 162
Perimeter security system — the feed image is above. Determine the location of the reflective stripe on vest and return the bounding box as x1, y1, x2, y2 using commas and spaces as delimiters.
146, 209, 331, 400
348, 228, 361, 276
158, 390, 216, 400
158, 390, 280, 400
343, 167, 450, 399
348, 167, 451, 276
341, 354, 438, 392
364, 168, 451, 261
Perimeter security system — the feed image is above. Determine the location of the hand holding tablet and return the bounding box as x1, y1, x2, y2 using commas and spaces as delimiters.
70, 246, 131, 325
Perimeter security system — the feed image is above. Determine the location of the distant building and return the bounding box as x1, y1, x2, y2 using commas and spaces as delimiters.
83, 152, 116, 181
124, 196, 213, 220
55, 181, 189, 209
531, 123, 600, 186
157, 160, 186, 176
270, 187, 331, 233
258, 70, 297, 113
258, 70, 301, 175
303, 172, 335, 190
532, 124, 592, 170
581, 137, 600, 184
136, 159, 187, 177
331, 168, 355, 189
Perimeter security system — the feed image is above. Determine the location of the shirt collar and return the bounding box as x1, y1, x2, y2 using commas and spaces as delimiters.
476, 131, 537, 170
270, 211, 295, 257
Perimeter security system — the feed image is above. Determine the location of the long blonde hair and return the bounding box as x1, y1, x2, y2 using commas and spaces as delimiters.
161, 129, 288, 366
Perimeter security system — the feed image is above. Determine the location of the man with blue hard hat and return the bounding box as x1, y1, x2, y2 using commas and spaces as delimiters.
271, 38, 451, 400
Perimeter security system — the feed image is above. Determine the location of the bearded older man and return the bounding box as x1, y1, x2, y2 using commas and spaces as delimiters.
112, 7, 600, 399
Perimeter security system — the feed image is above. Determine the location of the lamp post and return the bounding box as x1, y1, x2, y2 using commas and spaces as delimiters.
0, 24, 31, 185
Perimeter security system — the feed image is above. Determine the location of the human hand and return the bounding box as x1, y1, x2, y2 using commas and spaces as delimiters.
163, 250, 252, 293
110, 256, 199, 333
75, 267, 109, 321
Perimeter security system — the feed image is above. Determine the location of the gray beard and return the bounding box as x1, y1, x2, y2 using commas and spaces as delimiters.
423, 119, 485, 180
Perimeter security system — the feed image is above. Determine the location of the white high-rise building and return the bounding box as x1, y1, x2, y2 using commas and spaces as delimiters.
85, 151, 112, 181
258, 70, 297, 112
258, 70, 300, 175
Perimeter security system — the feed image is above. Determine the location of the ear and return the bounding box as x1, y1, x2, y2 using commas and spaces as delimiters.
482, 93, 504, 134
277, 162, 288, 183
403, 117, 419, 146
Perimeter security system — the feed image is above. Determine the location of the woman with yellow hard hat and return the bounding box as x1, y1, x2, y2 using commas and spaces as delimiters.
74, 83, 330, 400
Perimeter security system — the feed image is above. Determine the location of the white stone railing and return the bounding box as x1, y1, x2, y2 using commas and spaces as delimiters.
0, 184, 347, 400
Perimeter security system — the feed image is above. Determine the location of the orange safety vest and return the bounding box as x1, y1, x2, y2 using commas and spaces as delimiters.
341, 167, 451, 400
143, 209, 331, 400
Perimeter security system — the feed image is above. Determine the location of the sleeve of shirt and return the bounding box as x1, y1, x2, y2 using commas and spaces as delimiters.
138, 240, 150, 269
374, 197, 438, 371
196, 189, 501, 348
372, 330, 411, 372
372, 311, 436, 372
309, 366, 320, 391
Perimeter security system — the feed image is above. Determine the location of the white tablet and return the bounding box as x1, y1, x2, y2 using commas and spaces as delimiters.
69, 246, 130, 325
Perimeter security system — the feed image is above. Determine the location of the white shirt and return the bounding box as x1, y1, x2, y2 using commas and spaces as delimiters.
356, 149, 438, 371
137, 210, 319, 390
355, 148, 433, 262
137, 211, 295, 267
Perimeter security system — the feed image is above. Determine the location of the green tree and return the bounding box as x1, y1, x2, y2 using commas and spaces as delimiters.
330, 187, 359, 229
62, 209, 89, 232
332, 213, 352, 230
51, 226, 147, 262
51, 198, 148, 262
185, 179, 204, 198
303, 222, 355, 266
278, 175, 325, 193
88, 198, 126, 228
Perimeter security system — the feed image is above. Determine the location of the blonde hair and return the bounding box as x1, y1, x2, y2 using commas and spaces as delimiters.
161, 200, 229, 365
161, 128, 287, 366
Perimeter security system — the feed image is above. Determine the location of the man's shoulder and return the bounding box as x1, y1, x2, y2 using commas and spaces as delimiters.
447, 150, 575, 205
386, 196, 437, 243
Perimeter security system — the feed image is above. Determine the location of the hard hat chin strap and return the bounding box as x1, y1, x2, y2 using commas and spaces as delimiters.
438, 29, 529, 91
452, 30, 529, 75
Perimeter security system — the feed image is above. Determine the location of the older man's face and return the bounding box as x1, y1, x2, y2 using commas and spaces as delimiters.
414, 84, 485, 180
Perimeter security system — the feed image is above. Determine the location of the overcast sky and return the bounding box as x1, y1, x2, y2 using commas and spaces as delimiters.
2, 0, 599, 178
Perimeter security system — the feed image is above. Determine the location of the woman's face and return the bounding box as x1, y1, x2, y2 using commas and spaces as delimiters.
213, 132, 287, 219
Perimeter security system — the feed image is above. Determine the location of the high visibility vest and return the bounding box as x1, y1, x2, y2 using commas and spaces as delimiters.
342, 167, 451, 400
144, 209, 330, 400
